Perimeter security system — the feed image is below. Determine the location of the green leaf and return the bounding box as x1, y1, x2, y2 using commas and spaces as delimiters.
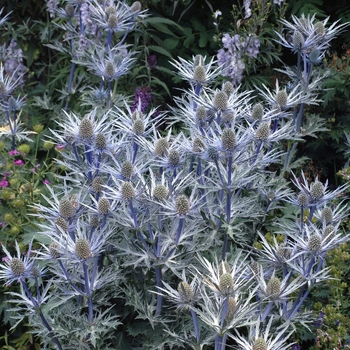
147, 45, 173, 59
114, 332, 132, 350
184, 34, 195, 49
163, 37, 179, 50
143, 17, 184, 32
151, 76, 171, 97
199, 32, 208, 48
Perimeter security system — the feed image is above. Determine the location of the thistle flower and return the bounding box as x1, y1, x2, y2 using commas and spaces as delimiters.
0, 241, 34, 285
0, 63, 25, 98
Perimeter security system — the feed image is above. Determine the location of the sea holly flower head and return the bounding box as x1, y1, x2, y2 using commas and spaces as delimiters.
0, 241, 34, 285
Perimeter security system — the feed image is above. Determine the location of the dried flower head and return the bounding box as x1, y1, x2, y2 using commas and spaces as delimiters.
297, 192, 309, 207
266, 277, 281, 299
193, 65, 206, 83
49, 242, 61, 259
292, 30, 305, 49
252, 103, 264, 121
132, 118, 145, 135
275, 89, 288, 107
153, 184, 169, 201
310, 181, 325, 200
192, 137, 206, 153
155, 137, 169, 156
55, 216, 69, 233
320, 207, 333, 224
168, 149, 180, 168
308, 234, 322, 253
92, 176, 104, 193
95, 132, 107, 149
177, 281, 195, 303
255, 122, 270, 140
253, 338, 267, 350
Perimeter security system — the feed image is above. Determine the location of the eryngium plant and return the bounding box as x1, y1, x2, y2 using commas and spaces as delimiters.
1, 6, 349, 350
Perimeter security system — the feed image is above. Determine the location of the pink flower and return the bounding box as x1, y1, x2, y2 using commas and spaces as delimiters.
9, 150, 20, 156
14, 159, 24, 166
56, 144, 65, 150
0, 179, 9, 188
31, 168, 36, 173
43, 179, 50, 185
2, 256, 10, 262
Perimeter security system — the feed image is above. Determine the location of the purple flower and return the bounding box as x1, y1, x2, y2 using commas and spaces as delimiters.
147, 55, 157, 68
9, 150, 19, 156
131, 86, 152, 113
43, 179, 51, 185
0, 179, 9, 188
14, 160, 24, 166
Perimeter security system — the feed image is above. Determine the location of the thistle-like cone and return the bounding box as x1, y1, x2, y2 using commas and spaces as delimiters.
95, 133, 107, 150
65, 4, 75, 17
266, 191, 275, 201
297, 192, 309, 207
55, 216, 69, 233
168, 149, 180, 167
105, 60, 116, 78
10, 258, 25, 276
252, 103, 264, 121
89, 215, 99, 228
222, 111, 234, 124
221, 128, 236, 151
320, 207, 333, 224
30, 266, 41, 278
219, 261, 230, 276
105, 6, 116, 17
155, 138, 169, 156
223, 81, 234, 96
277, 244, 291, 262
130, 1, 142, 12
49, 242, 61, 258
192, 137, 206, 153
193, 65, 206, 83
133, 118, 145, 135
213, 91, 228, 110
92, 176, 104, 193
121, 182, 135, 201
219, 273, 234, 295
253, 338, 267, 350
225, 297, 237, 321
314, 21, 325, 35
153, 184, 169, 201
310, 181, 325, 200
266, 277, 281, 299
250, 261, 260, 276
175, 195, 190, 215
292, 30, 305, 49
79, 117, 94, 140
121, 161, 134, 180
177, 281, 195, 302
308, 234, 321, 253
196, 105, 207, 122
98, 197, 111, 215
322, 225, 335, 241
255, 122, 270, 140
75, 238, 92, 259
59, 198, 75, 219
275, 90, 288, 107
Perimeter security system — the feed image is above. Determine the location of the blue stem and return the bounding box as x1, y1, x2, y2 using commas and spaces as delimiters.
190, 309, 200, 341
175, 217, 184, 245
155, 266, 163, 315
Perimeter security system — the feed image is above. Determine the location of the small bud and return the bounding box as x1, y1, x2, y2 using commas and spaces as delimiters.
121, 161, 134, 180
30, 266, 41, 278
132, 118, 144, 135
297, 192, 309, 207
79, 117, 94, 140
65, 4, 75, 17
192, 137, 206, 153
308, 234, 321, 253
105, 60, 115, 78
92, 176, 104, 193
59, 198, 75, 219
17, 144, 30, 154
207, 146, 219, 161
255, 122, 270, 140
222, 81, 234, 96
266, 277, 281, 299
266, 191, 275, 202
130, 1, 142, 13
98, 197, 110, 215
33, 124, 44, 133
10, 258, 25, 276
221, 128, 236, 151
49, 242, 61, 258
90, 215, 99, 228
221, 111, 234, 124
275, 90, 288, 107
253, 338, 267, 350
175, 195, 190, 215
95, 133, 107, 149
153, 185, 169, 201
121, 182, 135, 200
168, 149, 180, 167
193, 65, 206, 83
292, 30, 305, 49
75, 238, 92, 259
252, 103, 264, 121
314, 21, 325, 35
177, 281, 195, 302
196, 106, 207, 122
310, 181, 325, 200
154, 138, 169, 156
320, 207, 333, 224
43, 141, 54, 150
219, 273, 234, 295
55, 216, 69, 232
105, 6, 116, 18
213, 91, 228, 110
